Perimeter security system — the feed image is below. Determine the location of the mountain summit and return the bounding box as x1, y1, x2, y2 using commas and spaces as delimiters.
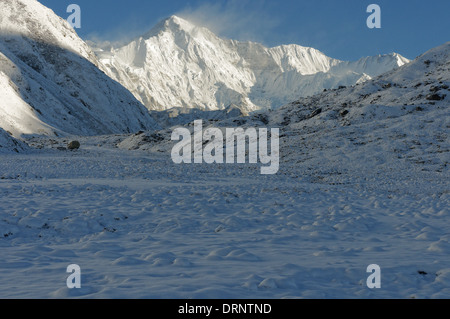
95, 15, 410, 112
146, 15, 198, 36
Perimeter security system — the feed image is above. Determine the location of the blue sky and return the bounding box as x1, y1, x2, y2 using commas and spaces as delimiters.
39, 0, 450, 61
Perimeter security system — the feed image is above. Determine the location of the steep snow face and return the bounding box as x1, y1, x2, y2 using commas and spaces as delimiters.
0, 63, 55, 137
0, 0, 95, 61
0, 0, 159, 137
95, 15, 410, 112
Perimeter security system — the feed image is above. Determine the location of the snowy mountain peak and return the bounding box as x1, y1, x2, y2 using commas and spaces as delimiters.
96, 16, 410, 112
162, 15, 196, 32
143, 15, 206, 40
392, 52, 411, 66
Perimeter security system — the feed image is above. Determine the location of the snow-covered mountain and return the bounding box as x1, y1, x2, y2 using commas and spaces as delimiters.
0, 0, 159, 138
94, 15, 410, 112
260, 41, 449, 180
272, 41, 450, 124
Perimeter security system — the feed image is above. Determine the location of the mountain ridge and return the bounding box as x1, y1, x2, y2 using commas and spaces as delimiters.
94, 15, 410, 113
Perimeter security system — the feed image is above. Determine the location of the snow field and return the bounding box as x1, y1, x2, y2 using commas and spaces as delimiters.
0, 140, 448, 298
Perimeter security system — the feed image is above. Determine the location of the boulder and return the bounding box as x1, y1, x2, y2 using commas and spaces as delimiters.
67, 141, 81, 150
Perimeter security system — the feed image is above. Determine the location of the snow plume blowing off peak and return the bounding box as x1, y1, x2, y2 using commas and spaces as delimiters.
94, 15, 410, 113
0, 0, 159, 138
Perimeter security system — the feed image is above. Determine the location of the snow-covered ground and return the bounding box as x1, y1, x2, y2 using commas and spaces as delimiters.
0, 117, 448, 299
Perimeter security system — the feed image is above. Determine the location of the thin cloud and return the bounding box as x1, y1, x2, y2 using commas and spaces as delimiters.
84, 0, 281, 49
84, 16, 164, 49
176, 0, 280, 45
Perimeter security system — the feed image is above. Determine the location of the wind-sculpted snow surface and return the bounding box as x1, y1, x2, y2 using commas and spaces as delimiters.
0, 128, 448, 298
0, 0, 159, 137
95, 16, 409, 112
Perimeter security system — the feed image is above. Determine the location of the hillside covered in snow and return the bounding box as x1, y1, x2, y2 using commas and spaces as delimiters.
94, 15, 409, 113
0, 0, 159, 139
264, 41, 449, 197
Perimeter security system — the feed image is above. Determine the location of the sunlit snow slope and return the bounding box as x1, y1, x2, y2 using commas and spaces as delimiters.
0, 0, 159, 138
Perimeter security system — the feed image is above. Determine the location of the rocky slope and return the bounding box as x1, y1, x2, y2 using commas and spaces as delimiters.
0, 127, 28, 153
